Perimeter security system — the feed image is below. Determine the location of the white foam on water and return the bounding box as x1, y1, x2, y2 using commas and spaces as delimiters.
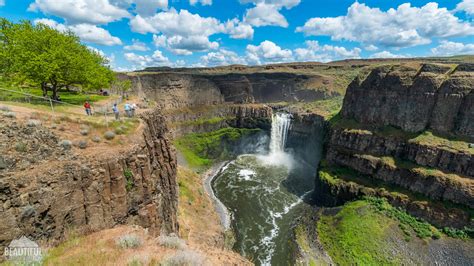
238, 169, 256, 181
257, 112, 295, 170
269, 112, 292, 154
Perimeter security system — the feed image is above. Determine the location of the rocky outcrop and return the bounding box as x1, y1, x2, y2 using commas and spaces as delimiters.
341, 64, 474, 139
329, 128, 474, 178
0, 109, 178, 254
128, 73, 225, 109
287, 112, 326, 165
208, 73, 330, 103
166, 104, 272, 138
316, 63, 474, 230
326, 148, 474, 208
126, 72, 333, 109
313, 170, 472, 229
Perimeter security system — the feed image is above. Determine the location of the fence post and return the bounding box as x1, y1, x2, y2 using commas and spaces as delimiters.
104, 104, 109, 129
49, 98, 55, 114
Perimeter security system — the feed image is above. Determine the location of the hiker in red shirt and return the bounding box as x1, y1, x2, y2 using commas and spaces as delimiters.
84, 101, 92, 116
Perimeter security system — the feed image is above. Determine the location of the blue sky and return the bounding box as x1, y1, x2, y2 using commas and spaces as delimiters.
1, 0, 473, 70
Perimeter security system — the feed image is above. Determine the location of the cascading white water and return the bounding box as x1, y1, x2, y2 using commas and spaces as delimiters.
269, 112, 292, 154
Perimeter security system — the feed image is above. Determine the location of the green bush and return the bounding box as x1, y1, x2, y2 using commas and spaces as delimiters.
365, 197, 439, 239
124, 168, 133, 191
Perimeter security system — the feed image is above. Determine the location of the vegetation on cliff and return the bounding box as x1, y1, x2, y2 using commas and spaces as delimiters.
318, 200, 400, 265
174, 127, 260, 169
317, 198, 473, 265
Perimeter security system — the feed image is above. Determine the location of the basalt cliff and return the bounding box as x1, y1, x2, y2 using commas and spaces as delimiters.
0, 108, 178, 255
315, 63, 474, 229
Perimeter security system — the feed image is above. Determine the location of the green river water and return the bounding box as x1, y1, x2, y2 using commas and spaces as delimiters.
212, 113, 316, 265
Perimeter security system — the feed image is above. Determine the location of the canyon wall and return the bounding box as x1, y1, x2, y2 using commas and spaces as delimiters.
341, 63, 474, 139
316, 63, 474, 229
165, 104, 272, 138
126, 72, 333, 109
287, 112, 326, 166
0, 109, 178, 254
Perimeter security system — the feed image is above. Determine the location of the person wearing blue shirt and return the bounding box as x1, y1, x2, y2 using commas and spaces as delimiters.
124, 103, 131, 117
112, 103, 119, 120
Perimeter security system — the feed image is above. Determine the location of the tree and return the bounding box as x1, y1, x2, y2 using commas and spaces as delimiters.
112, 79, 132, 97
0, 18, 114, 100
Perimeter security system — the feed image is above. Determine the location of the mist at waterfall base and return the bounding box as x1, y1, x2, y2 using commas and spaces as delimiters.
212, 113, 317, 265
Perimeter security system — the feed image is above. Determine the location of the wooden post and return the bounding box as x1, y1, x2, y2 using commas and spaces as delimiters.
49, 98, 55, 114
104, 104, 109, 129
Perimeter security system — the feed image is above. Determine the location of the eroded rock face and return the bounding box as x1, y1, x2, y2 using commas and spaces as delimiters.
0, 109, 178, 254
166, 104, 272, 138
341, 64, 474, 139
317, 63, 474, 230
125, 72, 332, 109
329, 128, 474, 178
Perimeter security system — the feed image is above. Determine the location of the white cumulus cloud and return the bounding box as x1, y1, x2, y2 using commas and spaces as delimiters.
369, 51, 407, 59
35, 18, 122, 46
246, 40, 293, 64
457, 0, 474, 15
294, 40, 361, 62
224, 19, 254, 39
431, 41, 474, 56
132, 9, 252, 55
124, 39, 149, 51
242, 0, 300, 27
201, 49, 247, 66
29, 0, 130, 24
124, 50, 170, 67
297, 2, 474, 48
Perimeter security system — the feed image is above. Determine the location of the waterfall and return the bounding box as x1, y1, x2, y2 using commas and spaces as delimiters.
269, 112, 292, 154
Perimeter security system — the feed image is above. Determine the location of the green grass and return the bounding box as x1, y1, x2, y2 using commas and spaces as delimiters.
293, 96, 344, 119
329, 116, 473, 154
170, 116, 233, 127
109, 119, 140, 135
409, 131, 474, 155
365, 197, 440, 239
0, 86, 108, 105
318, 163, 474, 239
317, 200, 400, 265
174, 127, 260, 169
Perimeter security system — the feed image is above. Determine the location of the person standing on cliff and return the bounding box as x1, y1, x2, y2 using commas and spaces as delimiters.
112, 103, 120, 120
124, 103, 131, 117
84, 101, 92, 116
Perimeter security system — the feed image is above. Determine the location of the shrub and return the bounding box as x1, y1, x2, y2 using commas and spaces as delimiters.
443, 227, 470, 240
116, 234, 143, 249
114, 126, 126, 135
161, 250, 205, 266
3, 111, 16, 118
26, 119, 41, 127
127, 255, 149, 266
124, 168, 134, 191
80, 129, 89, 136
77, 140, 88, 149
104, 131, 116, 140
0, 105, 11, 112
59, 140, 73, 150
157, 234, 187, 249
92, 136, 101, 143
15, 142, 27, 152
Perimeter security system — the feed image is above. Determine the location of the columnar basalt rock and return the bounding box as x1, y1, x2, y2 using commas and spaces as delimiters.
0, 109, 178, 256
166, 104, 273, 138
341, 64, 474, 139
317, 63, 474, 230
125, 72, 331, 109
